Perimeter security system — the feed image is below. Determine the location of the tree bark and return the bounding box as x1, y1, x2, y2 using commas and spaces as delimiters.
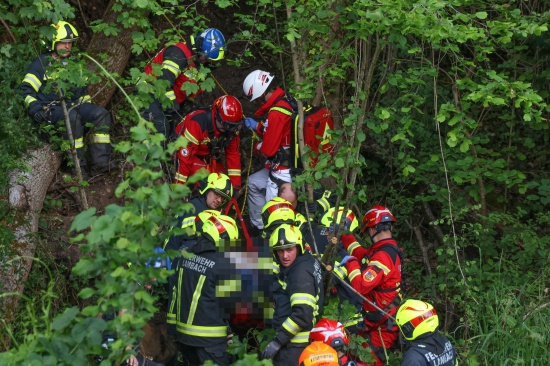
1, 0, 137, 349
86, 0, 145, 107
1, 146, 62, 350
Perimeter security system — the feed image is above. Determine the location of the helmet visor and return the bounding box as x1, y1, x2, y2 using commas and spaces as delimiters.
400, 308, 437, 336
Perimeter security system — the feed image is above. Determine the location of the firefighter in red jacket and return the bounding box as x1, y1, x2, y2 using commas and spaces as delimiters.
173, 95, 243, 190
242, 70, 293, 233
338, 205, 404, 365
140, 28, 225, 138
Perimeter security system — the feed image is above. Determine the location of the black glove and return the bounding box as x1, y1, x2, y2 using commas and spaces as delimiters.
261, 340, 281, 360
33, 109, 49, 123
167, 110, 183, 124
306, 200, 319, 213
233, 186, 243, 200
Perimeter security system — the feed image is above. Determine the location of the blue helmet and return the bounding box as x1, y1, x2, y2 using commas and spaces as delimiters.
192, 28, 225, 61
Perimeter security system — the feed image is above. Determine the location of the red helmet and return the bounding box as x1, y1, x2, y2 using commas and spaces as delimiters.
361, 205, 396, 234
310, 318, 349, 351
212, 95, 243, 131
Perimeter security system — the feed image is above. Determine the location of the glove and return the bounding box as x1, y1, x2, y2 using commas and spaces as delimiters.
244, 117, 258, 130
167, 110, 183, 124
33, 110, 49, 124
338, 255, 357, 267
306, 200, 319, 213
233, 186, 244, 200
261, 340, 281, 360
341, 233, 356, 250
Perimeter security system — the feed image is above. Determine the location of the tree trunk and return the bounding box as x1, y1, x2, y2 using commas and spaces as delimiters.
1, 0, 137, 349
1, 146, 62, 350
86, 1, 146, 107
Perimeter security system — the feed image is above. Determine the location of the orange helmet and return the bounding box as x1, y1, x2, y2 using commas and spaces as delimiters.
298, 341, 340, 366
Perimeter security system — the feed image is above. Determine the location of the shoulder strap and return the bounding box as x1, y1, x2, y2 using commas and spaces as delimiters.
377, 243, 404, 265
371, 243, 404, 294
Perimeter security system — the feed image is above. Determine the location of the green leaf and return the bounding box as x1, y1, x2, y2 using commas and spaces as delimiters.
116, 238, 130, 249
78, 287, 96, 299
475, 12, 488, 19
70, 208, 97, 232
335, 157, 345, 168
460, 140, 471, 153
52, 307, 79, 331
379, 109, 390, 119
110, 266, 126, 278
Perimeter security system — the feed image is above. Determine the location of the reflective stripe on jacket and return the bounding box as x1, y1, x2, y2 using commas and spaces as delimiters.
272, 252, 324, 345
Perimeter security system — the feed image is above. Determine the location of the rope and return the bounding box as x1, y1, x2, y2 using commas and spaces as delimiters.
209, 73, 259, 215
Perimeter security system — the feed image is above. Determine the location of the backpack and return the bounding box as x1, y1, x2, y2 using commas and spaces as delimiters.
270, 93, 335, 169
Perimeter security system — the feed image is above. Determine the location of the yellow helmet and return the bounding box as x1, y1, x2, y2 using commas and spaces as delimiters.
51, 21, 79, 51
395, 299, 439, 340
261, 197, 295, 229
298, 341, 339, 366
295, 212, 308, 230
195, 211, 239, 243
269, 224, 304, 254
320, 207, 358, 233
198, 173, 232, 204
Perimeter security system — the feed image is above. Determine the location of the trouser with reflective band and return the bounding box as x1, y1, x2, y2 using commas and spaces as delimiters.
272, 343, 307, 366
247, 167, 291, 229
49, 103, 112, 168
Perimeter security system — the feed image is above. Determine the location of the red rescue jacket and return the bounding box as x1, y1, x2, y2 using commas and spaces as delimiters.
144, 42, 201, 104
253, 87, 292, 160
342, 235, 403, 325
175, 109, 241, 188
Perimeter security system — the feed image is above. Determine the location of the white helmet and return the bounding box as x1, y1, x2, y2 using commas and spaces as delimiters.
243, 70, 274, 101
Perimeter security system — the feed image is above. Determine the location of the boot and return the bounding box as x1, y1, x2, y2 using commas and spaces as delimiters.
89, 139, 115, 175
90, 160, 118, 175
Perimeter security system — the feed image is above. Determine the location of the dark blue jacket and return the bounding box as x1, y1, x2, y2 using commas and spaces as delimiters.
401, 331, 458, 366
272, 251, 324, 346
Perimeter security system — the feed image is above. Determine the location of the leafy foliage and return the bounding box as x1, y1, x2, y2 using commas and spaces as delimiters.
2, 0, 550, 364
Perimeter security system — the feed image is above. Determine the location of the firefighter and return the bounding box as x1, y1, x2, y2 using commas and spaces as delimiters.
309, 206, 359, 255
164, 172, 233, 252
338, 205, 404, 365
307, 207, 364, 335
261, 224, 323, 365
164, 173, 232, 339
20, 20, 114, 178
140, 28, 226, 138
395, 299, 458, 366
310, 318, 368, 366
298, 341, 340, 366
260, 197, 296, 239
242, 70, 293, 233
173, 95, 243, 190
172, 210, 240, 366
